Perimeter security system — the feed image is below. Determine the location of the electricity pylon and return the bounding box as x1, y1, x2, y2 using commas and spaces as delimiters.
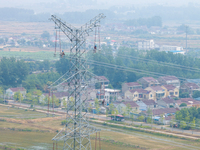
50, 14, 105, 150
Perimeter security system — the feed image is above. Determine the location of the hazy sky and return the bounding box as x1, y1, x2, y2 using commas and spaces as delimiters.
0, 0, 200, 12
0, 0, 200, 6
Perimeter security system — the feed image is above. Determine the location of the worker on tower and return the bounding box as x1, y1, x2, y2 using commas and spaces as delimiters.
94, 45, 97, 53
60, 50, 65, 57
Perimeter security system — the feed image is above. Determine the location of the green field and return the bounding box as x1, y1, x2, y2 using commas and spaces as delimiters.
0, 105, 200, 150
0, 50, 60, 61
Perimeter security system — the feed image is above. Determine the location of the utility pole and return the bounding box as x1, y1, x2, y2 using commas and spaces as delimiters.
50, 14, 105, 150
20, 84, 22, 106
4, 90, 5, 105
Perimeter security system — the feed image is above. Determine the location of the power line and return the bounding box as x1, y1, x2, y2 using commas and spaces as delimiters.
96, 51, 200, 74
68, 57, 188, 81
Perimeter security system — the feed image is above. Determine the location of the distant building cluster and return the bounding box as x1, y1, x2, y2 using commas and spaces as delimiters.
5, 75, 200, 125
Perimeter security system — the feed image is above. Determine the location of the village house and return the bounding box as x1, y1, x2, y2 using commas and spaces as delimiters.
123, 101, 139, 112
161, 85, 179, 97
158, 76, 180, 89
6, 87, 26, 98
94, 76, 110, 87
150, 108, 179, 117
137, 77, 160, 89
122, 82, 142, 94
145, 86, 166, 101
56, 82, 69, 92
176, 98, 200, 108
157, 97, 176, 108
180, 82, 200, 94
125, 89, 153, 101
186, 79, 200, 86
136, 100, 157, 111
39, 92, 69, 107
113, 101, 139, 115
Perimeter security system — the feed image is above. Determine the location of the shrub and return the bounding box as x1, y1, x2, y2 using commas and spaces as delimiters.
61, 120, 67, 125
180, 103, 187, 107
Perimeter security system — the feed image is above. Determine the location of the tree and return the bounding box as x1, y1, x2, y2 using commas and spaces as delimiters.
26, 93, 32, 102
33, 90, 42, 97
147, 117, 152, 123
88, 103, 92, 113
138, 115, 145, 121
0, 87, 3, 96
180, 121, 187, 129
190, 118, 196, 130
179, 91, 190, 98
94, 98, 99, 107
180, 103, 187, 107
193, 91, 200, 98
14, 92, 23, 101
126, 103, 132, 118
41, 31, 50, 39
109, 103, 116, 115
62, 99, 67, 108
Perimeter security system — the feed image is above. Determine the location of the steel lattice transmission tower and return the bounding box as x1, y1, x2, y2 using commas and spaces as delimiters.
50, 14, 105, 150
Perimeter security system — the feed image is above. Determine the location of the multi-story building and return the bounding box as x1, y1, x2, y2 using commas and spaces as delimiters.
122, 82, 142, 94
161, 85, 179, 97
180, 82, 200, 94
158, 76, 180, 89
137, 77, 160, 89
145, 86, 166, 101
125, 89, 153, 101
138, 39, 155, 50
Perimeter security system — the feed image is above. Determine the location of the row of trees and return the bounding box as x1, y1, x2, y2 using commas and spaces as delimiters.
175, 107, 200, 129
55, 45, 200, 89
0, 57, 29, 88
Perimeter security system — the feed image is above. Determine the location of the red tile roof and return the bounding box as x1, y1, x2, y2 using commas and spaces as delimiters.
160, 76, 179, 81
142, 77, 158, 83
9, 87, 26, 92
152, 108, 179, 116
95, 76, 109, 82
149, 86, 164, 91
162, 85, 176, 90
177, 98, 200, 105
184, 83, 199, 89
161, 97, 175, 104
142, 100, 156, 105
125, 82, 141, 87
123, 101, 139, 108
129, 89, 149, 94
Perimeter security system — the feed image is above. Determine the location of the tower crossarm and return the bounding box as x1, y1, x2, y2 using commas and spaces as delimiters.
50, 15, 77, 41
79, 13, 106, 37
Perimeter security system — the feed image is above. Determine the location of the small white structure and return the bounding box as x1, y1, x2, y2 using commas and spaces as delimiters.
138, 40, 155, 50
160, 45, 183, 52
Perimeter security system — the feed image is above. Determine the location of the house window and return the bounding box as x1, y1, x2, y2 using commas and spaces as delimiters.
139, 94, 143, 98
134, 94, 137, 97
130, 87, 132, 90
150, 94, 152, 97
156, 93, 164, 98
175, 92, 178, 95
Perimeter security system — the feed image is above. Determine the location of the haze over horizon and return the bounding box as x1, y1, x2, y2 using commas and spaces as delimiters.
0, 0, 200, 13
